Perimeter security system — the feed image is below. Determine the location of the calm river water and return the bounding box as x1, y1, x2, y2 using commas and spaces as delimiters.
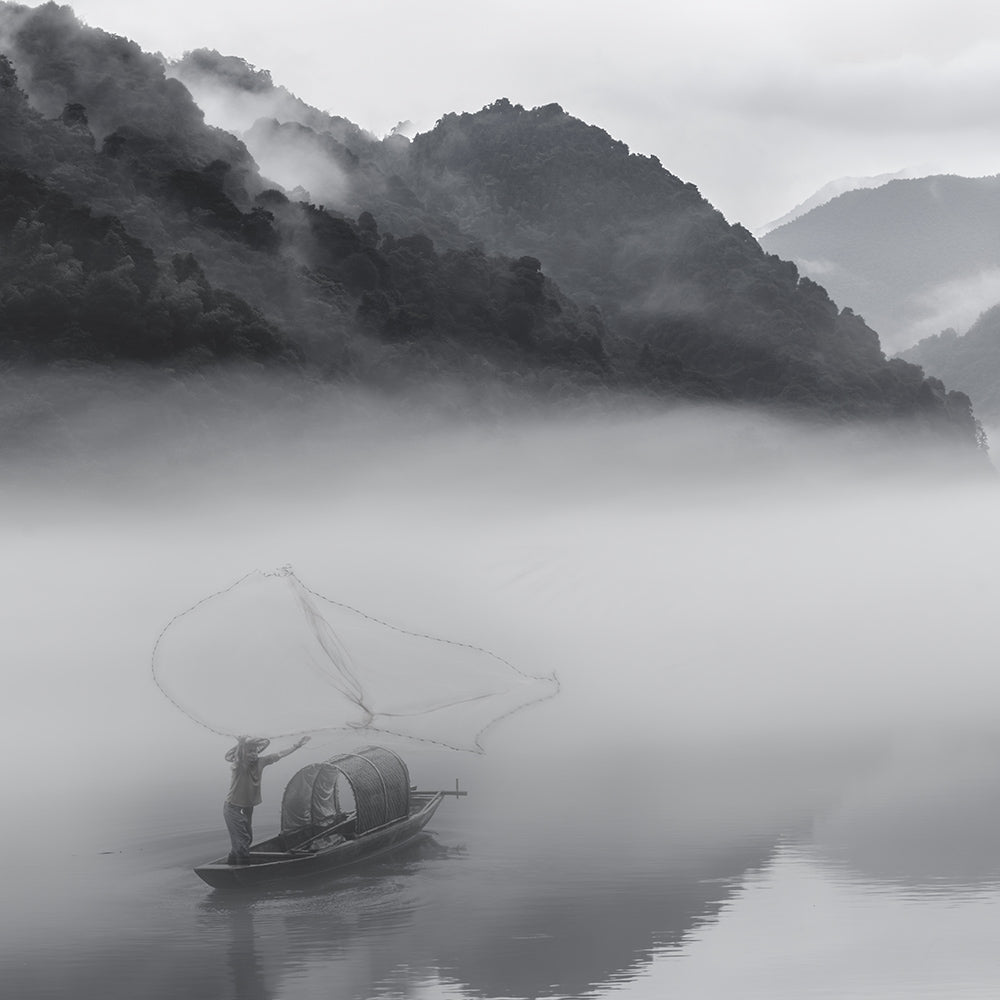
3, 385, 1000, 998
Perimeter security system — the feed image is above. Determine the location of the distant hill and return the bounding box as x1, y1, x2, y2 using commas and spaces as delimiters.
0, 2, 986, 452
761, 175, 1000, 354
900, 306, 1000, 425
757, 170, 911, 237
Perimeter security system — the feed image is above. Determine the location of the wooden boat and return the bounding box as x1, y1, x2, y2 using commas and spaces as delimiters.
195, 745, 465, 889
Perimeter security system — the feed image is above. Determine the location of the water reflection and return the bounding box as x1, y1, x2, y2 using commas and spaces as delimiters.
809, 730, 1000, 891
632, 845, 1000, 1000
426, 846, 776, 1000
195, 833, 776, 1000
225, 906, 267, 1000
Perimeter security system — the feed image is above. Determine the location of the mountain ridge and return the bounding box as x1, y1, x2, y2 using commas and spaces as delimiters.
757, 170, 912, 237
0, 2, 986, 454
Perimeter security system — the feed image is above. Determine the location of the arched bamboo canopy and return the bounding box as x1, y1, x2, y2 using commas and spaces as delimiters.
281, 745, 411, 836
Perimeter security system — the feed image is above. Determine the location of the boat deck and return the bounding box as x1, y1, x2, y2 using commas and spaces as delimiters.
195, 792, 447, 887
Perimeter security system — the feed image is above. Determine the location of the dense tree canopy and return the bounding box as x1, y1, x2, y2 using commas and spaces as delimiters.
0, 167, 294, 363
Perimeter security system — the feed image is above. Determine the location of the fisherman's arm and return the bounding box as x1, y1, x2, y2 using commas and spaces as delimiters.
261, 736, 310, 767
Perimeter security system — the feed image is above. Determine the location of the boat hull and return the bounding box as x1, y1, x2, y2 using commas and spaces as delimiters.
195, 792, 444, 889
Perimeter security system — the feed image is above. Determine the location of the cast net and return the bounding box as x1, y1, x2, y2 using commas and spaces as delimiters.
151, 566, 558, 752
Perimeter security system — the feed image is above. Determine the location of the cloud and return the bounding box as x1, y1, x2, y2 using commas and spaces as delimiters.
708, 44, 1000, 133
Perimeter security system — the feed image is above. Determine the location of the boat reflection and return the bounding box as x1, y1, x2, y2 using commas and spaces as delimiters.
225, 906, 267, 1000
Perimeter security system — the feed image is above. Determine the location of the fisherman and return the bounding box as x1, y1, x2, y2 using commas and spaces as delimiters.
224, 734, 310, 865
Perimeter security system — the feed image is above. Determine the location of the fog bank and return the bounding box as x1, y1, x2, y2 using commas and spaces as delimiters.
2, 368, 998, 890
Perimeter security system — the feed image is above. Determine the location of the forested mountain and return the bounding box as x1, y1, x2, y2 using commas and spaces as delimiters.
397, 101, 937, 414
901, 306, 1000, 425
0, 2, 985, 451
761, 175, 1000, 355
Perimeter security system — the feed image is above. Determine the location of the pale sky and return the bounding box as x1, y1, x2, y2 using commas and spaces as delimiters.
19, 0, 1000, 229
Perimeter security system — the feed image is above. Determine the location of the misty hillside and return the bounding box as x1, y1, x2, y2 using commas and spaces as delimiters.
0, 2, 985, 453
171, 50, 470, 250
760, 175, 1000, 353
900, 306, 1000, 425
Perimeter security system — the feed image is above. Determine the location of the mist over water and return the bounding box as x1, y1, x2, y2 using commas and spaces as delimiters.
3, 370, 1000, 997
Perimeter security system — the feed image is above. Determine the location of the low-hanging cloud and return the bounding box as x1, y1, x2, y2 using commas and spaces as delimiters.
904, 267, 1000, 350
2, 366, 998, 908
